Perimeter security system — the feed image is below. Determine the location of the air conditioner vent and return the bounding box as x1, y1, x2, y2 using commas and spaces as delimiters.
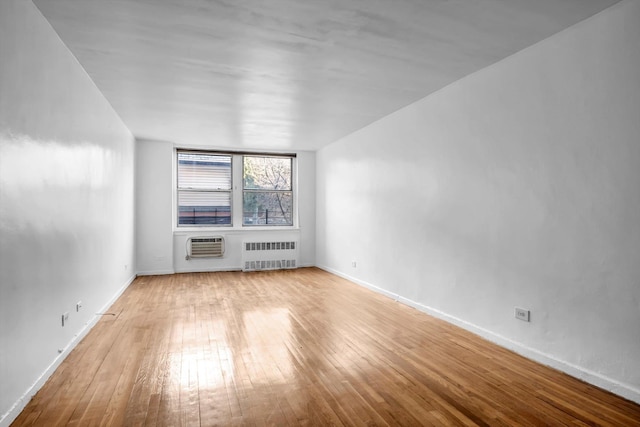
186, 236, 224, 259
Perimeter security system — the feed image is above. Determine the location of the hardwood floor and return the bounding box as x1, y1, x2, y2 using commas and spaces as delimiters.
12, 268, 640, 426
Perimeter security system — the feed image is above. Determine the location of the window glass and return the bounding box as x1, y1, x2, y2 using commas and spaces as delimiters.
176, 151, 294, 227
243, 156, 293, 226
177, 152, 232, 226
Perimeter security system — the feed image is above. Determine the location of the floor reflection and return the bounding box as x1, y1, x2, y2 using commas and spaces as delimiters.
238, 308, 294, 385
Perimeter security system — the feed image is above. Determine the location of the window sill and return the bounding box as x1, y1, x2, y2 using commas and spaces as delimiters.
173, 226, 300, 235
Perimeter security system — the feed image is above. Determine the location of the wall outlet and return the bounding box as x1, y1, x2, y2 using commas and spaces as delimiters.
76, 301, 82, 312
352, 261, 357, 268
515, 307, 530, 322
61, 312, 69, 327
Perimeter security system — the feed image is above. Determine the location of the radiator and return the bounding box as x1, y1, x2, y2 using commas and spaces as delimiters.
242, 240, 299, 271
186, 236, 225, 259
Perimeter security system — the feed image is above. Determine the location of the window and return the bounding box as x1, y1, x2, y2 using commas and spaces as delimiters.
177, 152, 232, 226
243, 156, 293, 226
176, 150, 294, 228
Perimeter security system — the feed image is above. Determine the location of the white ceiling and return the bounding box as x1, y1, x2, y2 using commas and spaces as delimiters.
34, 0, 619, 151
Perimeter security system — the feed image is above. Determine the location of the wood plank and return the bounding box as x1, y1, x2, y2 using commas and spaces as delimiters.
12, 268, 640, 426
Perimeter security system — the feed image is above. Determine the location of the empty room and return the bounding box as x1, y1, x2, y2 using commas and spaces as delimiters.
1, 0, 640, 425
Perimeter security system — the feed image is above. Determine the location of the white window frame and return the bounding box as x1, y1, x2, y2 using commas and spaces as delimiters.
242, 154, 294, 227
176, 150, 233, 227
174, 148, 297, 231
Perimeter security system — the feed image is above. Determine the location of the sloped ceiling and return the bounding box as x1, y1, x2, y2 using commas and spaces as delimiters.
34, 0, 620, 151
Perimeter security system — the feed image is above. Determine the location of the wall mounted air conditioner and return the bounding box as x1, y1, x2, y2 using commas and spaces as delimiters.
186, 236, 225, 260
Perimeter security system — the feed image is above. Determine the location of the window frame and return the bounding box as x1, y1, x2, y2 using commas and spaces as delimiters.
242, 155, 294, 227
174, 149, 297, 230
176, 150, 234, 227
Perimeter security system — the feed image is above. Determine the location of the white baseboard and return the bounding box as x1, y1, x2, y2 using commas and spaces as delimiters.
0, 274, 136, 427
318, 265, 400, 300
316, 265, 640, 405
173, 264, 314, 274
136, 269, 175, 276
298, 262, 316, 268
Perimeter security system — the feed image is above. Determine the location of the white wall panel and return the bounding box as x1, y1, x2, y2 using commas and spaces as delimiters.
0, 0, 135, 424
136, 141, 315, 274
316, 0, 640, 402
135, 139, 174, 275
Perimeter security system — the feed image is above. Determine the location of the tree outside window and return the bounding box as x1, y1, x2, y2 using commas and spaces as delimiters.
243, 156, 293, 226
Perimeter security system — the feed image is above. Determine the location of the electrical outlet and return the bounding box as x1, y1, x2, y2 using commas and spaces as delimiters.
352, 261, 357, 268
61, 312, 69, 327
76, 301, 82, 312
515, 307, 530, 322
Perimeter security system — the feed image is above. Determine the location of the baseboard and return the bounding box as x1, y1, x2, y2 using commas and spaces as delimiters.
396, 297, 640, 404
173, 266, 241, 273
316, 265, 640, 405
173, 263, 314, 274
317, 265, 400, 300
136, 269, 175, 276
0, 274, 136, 427
298, 262, 316, 268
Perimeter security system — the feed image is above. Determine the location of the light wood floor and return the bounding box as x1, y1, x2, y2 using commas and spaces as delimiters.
12, 268, 640, 426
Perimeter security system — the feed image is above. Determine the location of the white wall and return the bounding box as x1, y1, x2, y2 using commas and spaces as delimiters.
136, 139, 174, 275
136, 139, 316, 274
316, 0, 640, 403
0, 1, 136, 424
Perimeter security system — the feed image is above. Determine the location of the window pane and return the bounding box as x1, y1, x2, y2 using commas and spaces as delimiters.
178, 153, 231, 190
178, 191, 231, 225
243, 156, 291, 190
243, 192, 292, 225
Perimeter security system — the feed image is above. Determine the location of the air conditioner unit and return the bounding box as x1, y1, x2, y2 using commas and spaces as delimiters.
186, 236, 224, 259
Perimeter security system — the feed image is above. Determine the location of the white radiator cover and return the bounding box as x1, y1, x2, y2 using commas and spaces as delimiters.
242, 240, 299, 271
